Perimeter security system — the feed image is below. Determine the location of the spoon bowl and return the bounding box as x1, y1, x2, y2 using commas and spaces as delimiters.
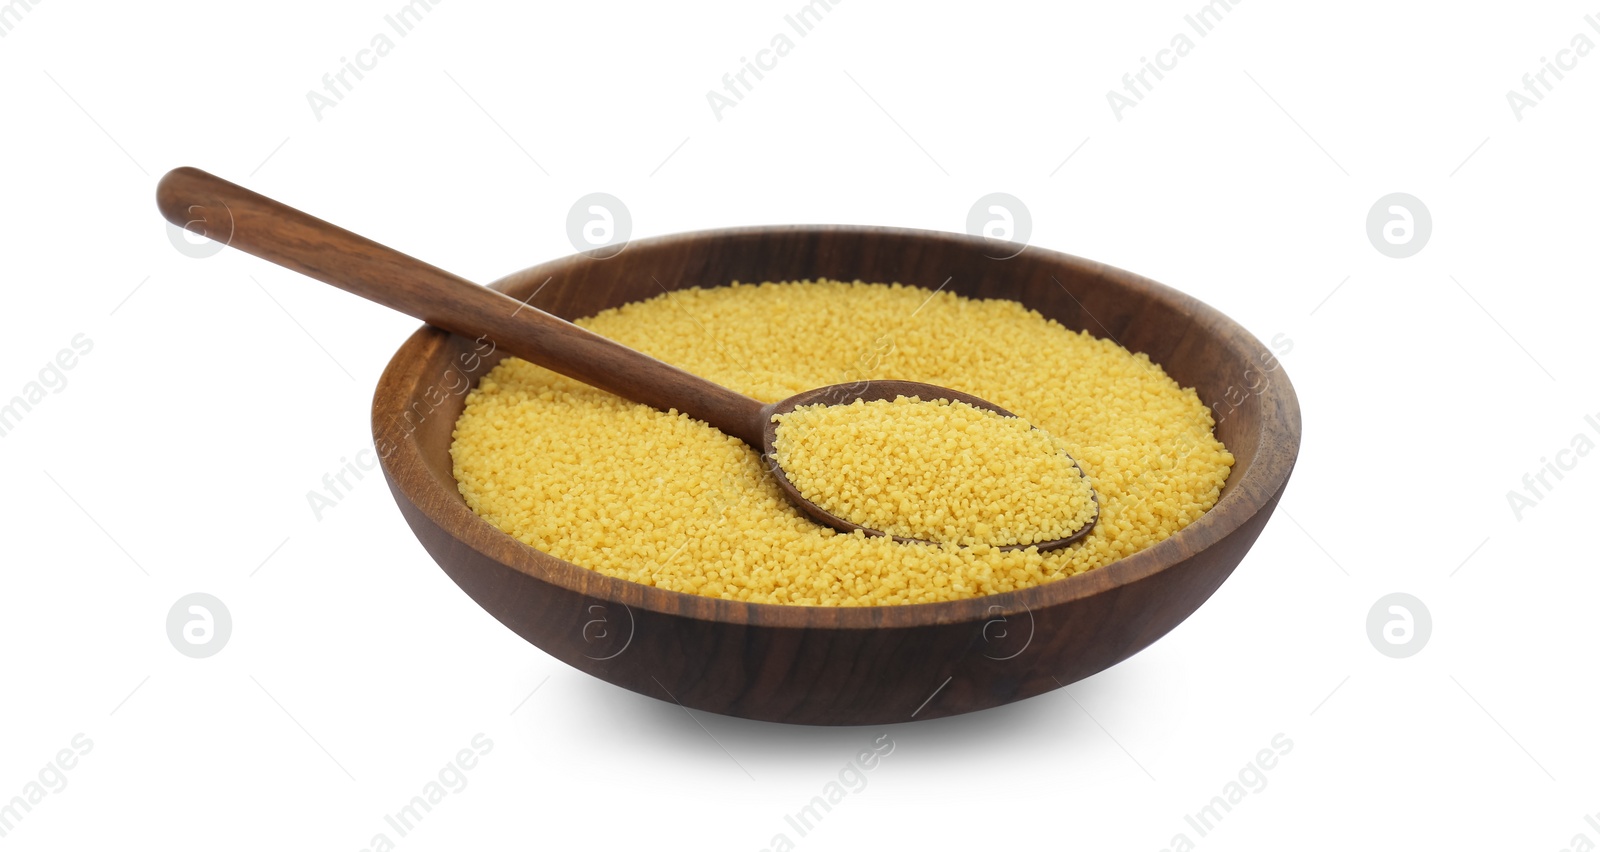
156, 169, 1301, 725
369, 227, 1300, 725
154, 167, 1093, 548
759, 380, 1100, 551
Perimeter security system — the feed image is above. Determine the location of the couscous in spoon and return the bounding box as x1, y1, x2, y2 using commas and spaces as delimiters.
156, 167, 1097, 551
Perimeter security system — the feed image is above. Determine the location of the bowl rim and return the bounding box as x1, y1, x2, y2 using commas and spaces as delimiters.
373, 224, 1302, 630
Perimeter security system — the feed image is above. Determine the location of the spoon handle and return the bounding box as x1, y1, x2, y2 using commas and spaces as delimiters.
156, 167, 769, 446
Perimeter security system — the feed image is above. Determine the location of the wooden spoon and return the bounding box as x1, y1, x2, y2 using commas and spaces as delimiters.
155, 167, 1098, 551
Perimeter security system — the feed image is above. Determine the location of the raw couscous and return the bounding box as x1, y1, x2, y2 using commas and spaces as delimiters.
770, 396, 1097, 547
449, 279, 1234, 607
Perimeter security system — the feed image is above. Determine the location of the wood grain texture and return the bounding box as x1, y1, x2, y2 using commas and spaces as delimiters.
158, 169, 1065, 546
371, 226, 1302, 725
156, 167, 769, 445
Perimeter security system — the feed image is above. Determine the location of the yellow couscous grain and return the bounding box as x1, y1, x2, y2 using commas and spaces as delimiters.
771, 396, 1096, 547
449, 280, 1234, 607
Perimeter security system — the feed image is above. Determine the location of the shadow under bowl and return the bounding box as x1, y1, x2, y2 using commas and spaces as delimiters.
372, 226, 1302, 726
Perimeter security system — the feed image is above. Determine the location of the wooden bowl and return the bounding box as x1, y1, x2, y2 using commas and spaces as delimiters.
372, 226, 1301, 726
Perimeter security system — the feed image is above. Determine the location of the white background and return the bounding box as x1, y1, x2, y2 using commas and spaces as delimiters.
2, 0, 1596, 849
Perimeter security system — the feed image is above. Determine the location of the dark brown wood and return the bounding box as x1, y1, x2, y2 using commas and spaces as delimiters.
154, 167, 769, 445
758, 380, 1099, 552
370, 225, 1302, 725
156, 167, 1101, 548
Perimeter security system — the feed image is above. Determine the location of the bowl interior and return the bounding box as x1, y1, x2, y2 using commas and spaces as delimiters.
374, 226, 1299, 626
